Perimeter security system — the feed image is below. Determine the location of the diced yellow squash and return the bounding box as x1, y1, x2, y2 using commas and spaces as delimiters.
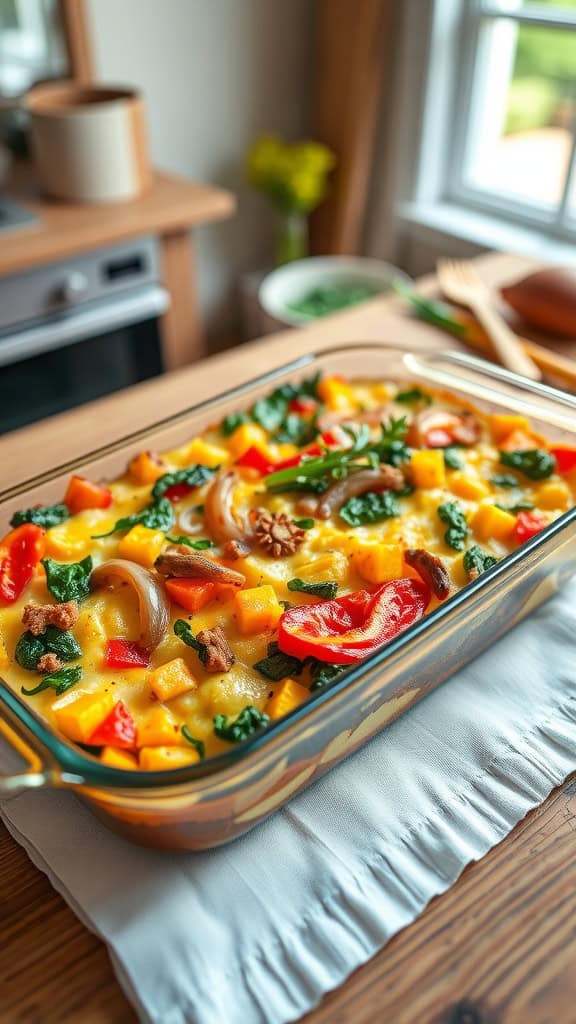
100, 747, 139, 770
118, 524, 166, 567
410, 449, 446, 490
148, 658, 198, 702
228, 422, 269, 459
44, 519, 93, 560
137, 705, 184, 747
448, 472, 489, 502
535, 480, 570, 510
354, 543, 404, 583
234, 584, 283, 634
296, 551, 349, 582
489, 414, 530, 443
53, 691, 115, 744
266, 678, 310, 720
182, 437, 231, 467
75, 607, 107, 645
139, 746, 201, 771
0, 634, 9, 672
317, 375, 357, 411
470, 503, 516, 542
128, 450, 167, 485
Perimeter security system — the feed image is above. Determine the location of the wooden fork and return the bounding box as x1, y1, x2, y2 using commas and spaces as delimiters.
437, 258, 542, 381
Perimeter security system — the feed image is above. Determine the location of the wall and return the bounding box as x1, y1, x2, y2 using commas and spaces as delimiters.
86, 0, 314, 335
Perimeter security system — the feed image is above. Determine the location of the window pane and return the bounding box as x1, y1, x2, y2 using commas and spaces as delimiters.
463, 19, 576, 209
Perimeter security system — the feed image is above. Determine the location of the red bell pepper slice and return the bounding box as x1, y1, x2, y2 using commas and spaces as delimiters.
273, 444, 323, 471
164, 482, 195, 502
64, 475, 112, 514
236, 447, 276, 475
104, 639, 150, 669
288, 397, 318, 415
278, 578, 430, 664
550, 447, 576, 474
515, 510, 548, 544
0, 524, 46, 604
88, 701, 137, 750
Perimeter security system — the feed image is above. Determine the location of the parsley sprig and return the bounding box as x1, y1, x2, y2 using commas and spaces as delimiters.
264, 417, 410, 494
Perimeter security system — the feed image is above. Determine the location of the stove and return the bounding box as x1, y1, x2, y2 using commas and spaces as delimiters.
0, 195, 39, 233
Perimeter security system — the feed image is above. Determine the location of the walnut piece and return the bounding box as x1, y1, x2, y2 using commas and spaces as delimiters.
37, 652, 63, 674
22, 600, 79, 636
196, 626, 235, 673
404, 548, 451, 600
252, 509, 306, 558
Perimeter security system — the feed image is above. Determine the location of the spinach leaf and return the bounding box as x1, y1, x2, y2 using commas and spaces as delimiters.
15, 626, 82, 671
309, 662, 347, 691
499, 449, 556, 481
495, 500, 534, 514
380, 416, 409, 444
152, 464, 217, 501
339, 490, 400, 526
437, 501, 469, 550
287, 577, 338, 599
273, 413, 318, 447
293, 518, 315, 530
443, 447, 463, 470
463, 545, 498, 578
221, 411, 250, 436
165, 535, 214, 550
490, 473, 520, 488
181, 725, 205, 759
380, 439, 411, 468
213, 705, 270, 743
252, 392, 289, 432
21, 665, 82, 697
253, 642, 305, 682
92, 497, 175, 538
11, 503, 69, 529
42, 556, 93, 603
395, 387, 432, 406
173, 619, 208, 665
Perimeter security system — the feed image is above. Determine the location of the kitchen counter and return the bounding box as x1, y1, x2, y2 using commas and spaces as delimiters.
1, 250, 576, 1024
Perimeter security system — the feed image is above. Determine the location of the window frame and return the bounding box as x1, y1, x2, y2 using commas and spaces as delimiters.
441, 0, 576, 242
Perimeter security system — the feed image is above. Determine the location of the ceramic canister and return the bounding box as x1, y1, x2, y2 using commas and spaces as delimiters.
25, 83, 151, 203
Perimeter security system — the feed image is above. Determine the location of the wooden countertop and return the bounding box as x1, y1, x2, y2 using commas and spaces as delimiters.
1, 166, 235, 277
1, 250, 576, 1023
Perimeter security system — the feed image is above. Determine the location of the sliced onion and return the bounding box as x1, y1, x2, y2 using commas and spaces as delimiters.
90, 559, 170, 651
176, 506, 206, 535
316, 466, 405, 520
204, 470, 252, 544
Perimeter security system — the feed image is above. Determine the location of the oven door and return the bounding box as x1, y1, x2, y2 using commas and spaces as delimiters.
0, 285, 168, 435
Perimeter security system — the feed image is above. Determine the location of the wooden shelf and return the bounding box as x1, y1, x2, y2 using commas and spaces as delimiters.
1, 165, 235, 277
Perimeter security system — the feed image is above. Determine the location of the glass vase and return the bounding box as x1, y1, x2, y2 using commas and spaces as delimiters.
277, 212, 308, 265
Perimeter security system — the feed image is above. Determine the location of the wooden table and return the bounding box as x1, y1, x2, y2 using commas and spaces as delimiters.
2, 166, 235, 370
1, 252, 575, 1024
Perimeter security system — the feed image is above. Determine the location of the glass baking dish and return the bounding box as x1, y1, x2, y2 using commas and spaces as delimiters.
1, 345, 575, 851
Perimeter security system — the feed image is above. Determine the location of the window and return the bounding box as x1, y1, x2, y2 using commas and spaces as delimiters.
448, 0, 576, 238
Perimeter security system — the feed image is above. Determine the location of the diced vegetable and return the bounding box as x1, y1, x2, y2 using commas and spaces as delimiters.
0, 524, 46, 604
550, 447, 576, 475
88, 700, 137, 749
448, 473, 489, 502
152, 464, 216, 501
117, 524, 166, 567
470, 503, 517, 542
514, 510, 548, 544
228, 422, 269, 459
489, 414, 531, 443
535, 480, 570, 510
148, 658, 198, 702
128, 450, 167, 485
64, 475, 112, 514
278, 579, 430, 664
236, 446, 275, 475
182, 438, 230, 468
100, 747, 139, 770
266, 678, 310, 720
139, 746, 201, 770
165, 578, 217, 613
410, 450, 446, 490
234, 585, 284, 635
137, 706, 183, 747
354, 542, 404, 584
53, 691, 114, 743
317, 375, 356, 411
104, 639, 150, 669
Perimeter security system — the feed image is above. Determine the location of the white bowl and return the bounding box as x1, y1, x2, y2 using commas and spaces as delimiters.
258, 256, 411, 330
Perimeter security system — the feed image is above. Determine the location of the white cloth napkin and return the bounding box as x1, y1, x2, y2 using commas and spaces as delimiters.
2, 577, 576, 1024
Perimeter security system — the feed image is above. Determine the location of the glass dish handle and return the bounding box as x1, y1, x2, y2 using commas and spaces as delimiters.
0, 702, 83, 797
